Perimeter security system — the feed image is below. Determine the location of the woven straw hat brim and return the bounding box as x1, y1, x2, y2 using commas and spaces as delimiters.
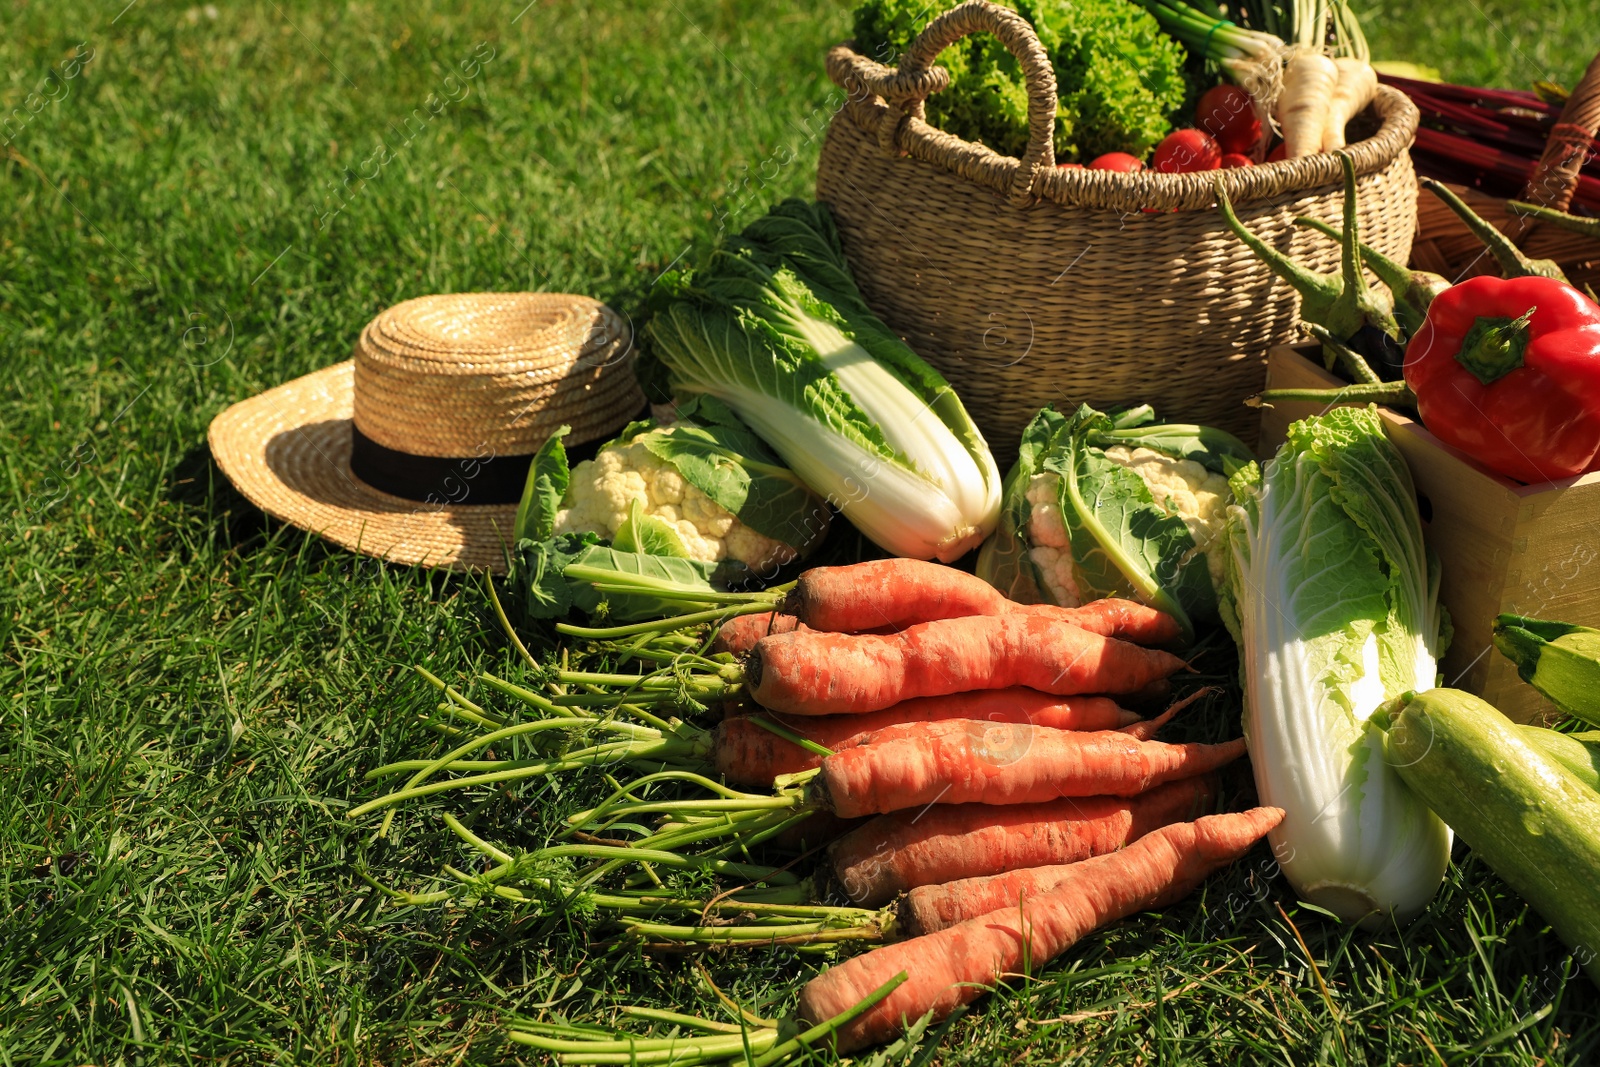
210, 361, 525, 574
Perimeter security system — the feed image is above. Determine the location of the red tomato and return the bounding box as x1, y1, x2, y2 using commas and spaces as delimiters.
1266, 142, 1287, 162
1056, 162, 1084, 169
1089, 152, 1144, 172
1220, 153, 1253, 169
1195, 85, 1262, 155
1151, 129, 1222, 173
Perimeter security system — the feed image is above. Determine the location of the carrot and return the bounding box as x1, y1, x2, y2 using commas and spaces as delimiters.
814, 720, 1246, 818
1118, 687, 1213, 742
714, 691, 1139, 787
871, 690, 1138, 732
711, 611, 810, 656
784, 559, 1012, 633
797, 807, 1286, 1051
894, 806, 1284, 940
1010, 598, 1182, 645
1321, 57, 1378, 152
748, 614, 1188, 715
829, 775, 1217, 906
782, 560, 1180, 644
1279, 47, 1338, 158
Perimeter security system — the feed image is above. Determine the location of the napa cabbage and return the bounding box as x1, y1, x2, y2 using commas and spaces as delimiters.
646, 200, 1001, 563
1222, 405, 1451, 927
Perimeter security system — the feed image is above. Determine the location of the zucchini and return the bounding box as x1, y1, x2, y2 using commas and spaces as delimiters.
1518, 726, 1600, 792
1493, 613, 1600, 727
1384, 688, 1600, 982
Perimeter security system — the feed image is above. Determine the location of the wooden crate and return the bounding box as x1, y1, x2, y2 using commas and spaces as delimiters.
1257, 345, 1600, 724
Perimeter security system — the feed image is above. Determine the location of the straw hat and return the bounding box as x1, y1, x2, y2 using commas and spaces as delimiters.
208, 292, 645, 573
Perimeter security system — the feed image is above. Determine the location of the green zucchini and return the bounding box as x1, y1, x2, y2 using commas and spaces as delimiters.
1518, 726, 1600, 792
1493, 613, 1600, 727
1383, 688, 1600, 982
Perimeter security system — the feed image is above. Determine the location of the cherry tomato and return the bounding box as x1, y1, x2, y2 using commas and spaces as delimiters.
1195, 85, 1262, 155
1220, 153, 1253, 168
1056, 162, 1084, 169
1266, 141, 1287, 162
1151, 129, 1222, 173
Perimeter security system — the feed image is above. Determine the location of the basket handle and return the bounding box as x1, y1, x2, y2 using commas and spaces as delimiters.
1522, 50, 1600, 211
886, 0, 1059, 205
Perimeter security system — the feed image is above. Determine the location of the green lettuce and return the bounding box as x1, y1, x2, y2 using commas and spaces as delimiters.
851, 0, 1188, 161
1223, 405, 1450, 927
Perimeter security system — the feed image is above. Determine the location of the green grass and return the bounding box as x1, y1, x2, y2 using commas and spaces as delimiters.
3, 1, 1598, 1065
1359, 0, 1598, 89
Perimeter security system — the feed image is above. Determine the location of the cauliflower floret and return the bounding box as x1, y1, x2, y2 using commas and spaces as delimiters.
651, 467, 685, 505
681, 485, 736, 539
1026, 541, 1081, 607
1101, 445, 1232, 589
726, 523, 796, 573
1021, 474, 1080, 605
672, 519, 721, 563
552, 433, 801, 571
1025, 474, 1069, 547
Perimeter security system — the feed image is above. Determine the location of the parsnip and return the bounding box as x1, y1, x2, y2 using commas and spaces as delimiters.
1278, 47, 1338, 158
1321, 57, 1378, 151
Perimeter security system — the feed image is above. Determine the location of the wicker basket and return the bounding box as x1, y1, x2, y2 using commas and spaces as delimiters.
1410, 51, 1600, 294
815, 0, 1420, 458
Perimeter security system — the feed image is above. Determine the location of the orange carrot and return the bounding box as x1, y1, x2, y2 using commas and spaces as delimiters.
1010, 598, 1182, 645
1118, 688, 1214, 742
711, 611, 809, 656
874, 690, 1138, 732
782, 560, 1180, 644
748, 614, 1187, 715
813, 720, 1246, 818
784, 559, 1010, 633
897, 806, 1282, 937
829, 776, 1216, 906
798, 807, 1285, 1051
713, 691, 1138, 788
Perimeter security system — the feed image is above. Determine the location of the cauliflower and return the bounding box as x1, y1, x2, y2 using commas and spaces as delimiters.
554, 437, 799, 572
1022, 446, 1232, 607
1024, 473, 1082, 607
978, 404, 1251, 633
1100, 445, 1233, 591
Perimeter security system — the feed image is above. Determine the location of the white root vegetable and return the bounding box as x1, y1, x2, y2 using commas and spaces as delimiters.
1278, 47, 1338, 158
1321, 57, 1378, 151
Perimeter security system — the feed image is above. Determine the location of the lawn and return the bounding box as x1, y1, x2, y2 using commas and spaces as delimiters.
3, 1, 1598, 1065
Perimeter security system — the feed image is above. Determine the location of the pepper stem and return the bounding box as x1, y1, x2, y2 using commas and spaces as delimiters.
1456, 306, 1535, 385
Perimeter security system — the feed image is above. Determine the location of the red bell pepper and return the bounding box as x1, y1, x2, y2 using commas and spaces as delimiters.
1404, 275, 1600, 483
